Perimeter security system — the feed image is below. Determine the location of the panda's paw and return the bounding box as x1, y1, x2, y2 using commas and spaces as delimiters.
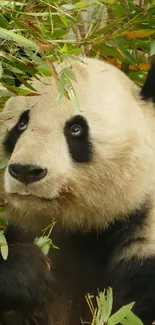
0, 243, 53, 309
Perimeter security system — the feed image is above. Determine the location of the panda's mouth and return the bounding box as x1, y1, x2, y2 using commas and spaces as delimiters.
6, 182, 73, 204
8, 192, 56, 202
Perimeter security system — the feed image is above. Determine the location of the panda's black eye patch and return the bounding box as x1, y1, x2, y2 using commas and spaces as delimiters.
64, 115, 92, 163
3, 109, 30, 154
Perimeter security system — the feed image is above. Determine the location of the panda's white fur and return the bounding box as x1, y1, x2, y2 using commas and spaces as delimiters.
1, 57, 155, 325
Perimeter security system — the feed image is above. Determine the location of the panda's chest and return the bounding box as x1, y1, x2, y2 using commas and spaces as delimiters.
50, 227, 121, 296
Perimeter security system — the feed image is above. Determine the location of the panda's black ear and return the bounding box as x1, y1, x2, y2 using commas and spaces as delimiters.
141, 60, 155, 102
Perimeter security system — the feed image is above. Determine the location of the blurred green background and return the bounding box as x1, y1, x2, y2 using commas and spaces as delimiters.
0, 0, 154, 109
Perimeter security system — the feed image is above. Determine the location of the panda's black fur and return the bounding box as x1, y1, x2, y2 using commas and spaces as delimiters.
0, 202, 153, 325
0, 59, 155, 325
141, 60, 155, 102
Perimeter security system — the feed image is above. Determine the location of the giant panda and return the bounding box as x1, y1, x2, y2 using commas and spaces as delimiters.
0, 57, 155, 325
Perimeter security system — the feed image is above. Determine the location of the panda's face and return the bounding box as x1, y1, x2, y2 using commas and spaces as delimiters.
4, 104, 92, 200
3, 58, 154, 230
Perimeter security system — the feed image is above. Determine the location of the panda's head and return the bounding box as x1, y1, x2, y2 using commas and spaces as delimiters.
2, 58, 155, 230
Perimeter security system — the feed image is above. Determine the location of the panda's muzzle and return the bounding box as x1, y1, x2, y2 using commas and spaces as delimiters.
8, 164, 47, 185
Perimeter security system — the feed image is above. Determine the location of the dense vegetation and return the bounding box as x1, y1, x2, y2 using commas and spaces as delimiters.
0, 0, 155, 106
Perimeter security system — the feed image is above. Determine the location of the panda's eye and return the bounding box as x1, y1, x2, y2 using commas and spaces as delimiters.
64, 115, 92, 163
3, 109, 30, 154
18, 120, 28, 131
70, 124, 82, 137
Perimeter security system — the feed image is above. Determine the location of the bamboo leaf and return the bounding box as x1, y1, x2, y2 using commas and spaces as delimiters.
124, 30, 155, 39
96, 288, 113, 324
63, 67, 77, 82
113, 39, 137, 65
66, 82, 80, 110
150, 40, 155, 56
62, 2, 93, 10
104, 288, 113, 322
108, 302, 135, 325
0, 217, 8, 230
0, 208, 6, 213
0, 27, 40, 51
0, 158, 8, 169
57, 73, 66, 103
0, 230, 8, 260
0, 63, 3, 79
34, 236, 56, 255
73, 2, 94, 9
121, 310, 143, 325
0, 15, 8, 28
0, 85, 16, 97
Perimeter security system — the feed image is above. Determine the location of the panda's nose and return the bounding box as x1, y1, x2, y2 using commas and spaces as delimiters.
8, 164, 47, 184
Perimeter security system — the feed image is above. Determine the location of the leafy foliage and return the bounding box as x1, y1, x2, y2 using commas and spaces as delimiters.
83, 288, 143, 325
34, 220, 59, 255
0, 0, 155, 110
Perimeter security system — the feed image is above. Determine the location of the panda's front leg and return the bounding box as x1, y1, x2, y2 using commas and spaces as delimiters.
0, 225, 53, 325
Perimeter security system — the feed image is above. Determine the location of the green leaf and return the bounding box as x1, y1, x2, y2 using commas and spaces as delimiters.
113, 39, 137, 65
37, 67, 52, 77
3, 64, 25, 75
63, 67, 77, 82
121, 310, 143, 325
57, 67, 79, 109
18, 79, 37, 92
150, 40, 155, 56
0, 158, 8, 169
73, 2, 94, 9
66, 82, 80, 110
128, 71, 145, 85
0, 85, 15, 97
97, 0, 115, 2
60, 43, 68, 54
0, 208, 6, 213
0, 27, 40, 51
0, 230, 8, 260
0, 1, 25, 8
34, 236, 58, 255
61, 2, 93, 10
99, 43, 122, 58
10, 63, 37, 75
0, 217, 8, 230
108, 302, 135, 325
23, 49, 43, 65
4, 86, 39, 97
0, 62, 3, 79
96, 288, 113, 324
57, 73, 65, 103
59, 14, 68, 26
112, 2, 126, 18
103, 288, 113, 322
0, 14, 8, 28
